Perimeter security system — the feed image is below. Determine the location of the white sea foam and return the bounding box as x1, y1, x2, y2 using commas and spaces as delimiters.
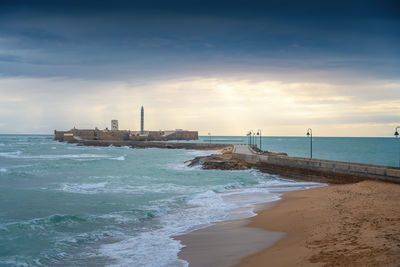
96, 213, 137, 224
110, 156, 125, 161
97, 188, 272, 266
1, 151, 128, 162
66, 146, 86, 150
0, 168, 7, 173
34, 154, 109, 159
60, 182, 108, 194
97, 178, 325, 266
184, 149, 220, 157
98, 190, 232, 267
123, 183, 200, 194
99, 229, 187, 267
0, 151, 22, 158
167, 162, 201, 171
57, 182, 202, 195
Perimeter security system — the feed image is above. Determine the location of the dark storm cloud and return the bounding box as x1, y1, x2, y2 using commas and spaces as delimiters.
0, 0, 399, 79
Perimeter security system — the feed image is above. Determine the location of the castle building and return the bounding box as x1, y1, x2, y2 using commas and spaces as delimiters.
111, 120, 118, 130
54, 105, 198, 142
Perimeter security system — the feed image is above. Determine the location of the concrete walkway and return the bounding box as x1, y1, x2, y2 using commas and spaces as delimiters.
233, 144, 253, 155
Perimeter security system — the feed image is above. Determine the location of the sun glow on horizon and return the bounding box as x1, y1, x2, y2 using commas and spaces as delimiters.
0, 75, 399, 137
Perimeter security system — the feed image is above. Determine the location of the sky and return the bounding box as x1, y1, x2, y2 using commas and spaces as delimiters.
0, 0, 399, 136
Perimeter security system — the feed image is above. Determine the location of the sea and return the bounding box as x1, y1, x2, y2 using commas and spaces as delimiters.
0, 134, 398, 266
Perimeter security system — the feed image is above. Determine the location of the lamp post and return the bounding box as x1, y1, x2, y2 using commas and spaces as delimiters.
208, 132, 211, 144
306, 128, 313, 159
247, 131, 251, 145
249, 130, 255, 148
257, 129, 262, 151
395, 127, 400, 167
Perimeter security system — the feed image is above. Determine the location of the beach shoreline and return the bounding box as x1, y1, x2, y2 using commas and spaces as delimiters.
177, 180, 400, 267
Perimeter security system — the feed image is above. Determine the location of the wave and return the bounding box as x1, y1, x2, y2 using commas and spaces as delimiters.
1, 214, 87, 233
167, 162, 202, 171
59, 182, 109, 194
94, 177, 326, 266
110, 156, 125, 161
26, 154, 109, 159
0, 168, 7, 173
184, 150, 220, 157
96, 186, 280, 266
0, 151, 22, 158
57, 182, 202, 195
98, 228, 187, 267
0, 151, 128, 161
97, 189, 232, 267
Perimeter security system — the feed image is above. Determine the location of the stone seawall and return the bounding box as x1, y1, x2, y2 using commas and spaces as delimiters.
232, 149, 400, 183
73, 139, 230, 150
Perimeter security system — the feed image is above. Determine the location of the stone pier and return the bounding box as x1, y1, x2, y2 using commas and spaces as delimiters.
232, 144, 400, 183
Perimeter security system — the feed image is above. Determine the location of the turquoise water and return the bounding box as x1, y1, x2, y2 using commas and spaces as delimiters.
194, 136, 399, 167
0, 135, 321, 266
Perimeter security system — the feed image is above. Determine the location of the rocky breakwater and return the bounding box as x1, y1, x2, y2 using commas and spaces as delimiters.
187, 149, 251, 170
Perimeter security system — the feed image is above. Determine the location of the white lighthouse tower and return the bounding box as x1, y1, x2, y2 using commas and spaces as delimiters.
140, 106, 144, 134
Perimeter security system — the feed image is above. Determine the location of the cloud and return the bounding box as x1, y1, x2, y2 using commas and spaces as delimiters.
0, 0, 398, 80
0, 1, 399, 136
0, 75, 399, 136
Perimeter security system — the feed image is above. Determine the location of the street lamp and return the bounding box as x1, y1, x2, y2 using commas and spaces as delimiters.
395, 126, 399, 167
253, 131, 256, 149
306, 128, 313, 159
247, 131, 251, 145
249, 130, 255, 148
208, 132, 211, 144
256, 129, 262, 151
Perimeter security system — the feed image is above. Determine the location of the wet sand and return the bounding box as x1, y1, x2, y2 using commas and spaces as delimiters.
175, 219, 284, 267
178, 180, 400, 266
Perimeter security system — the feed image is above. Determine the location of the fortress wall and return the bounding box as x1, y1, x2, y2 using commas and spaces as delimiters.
147, 131, 167, 141
97, 130, 129, 141
178, 131, 198, 140
54, 130, 66, 141
164, 131, 198, 140
129, 135, 148, 141
71, 129, 96, 138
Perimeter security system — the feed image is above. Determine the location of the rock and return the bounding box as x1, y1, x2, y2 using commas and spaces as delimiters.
186, 153, 250, 170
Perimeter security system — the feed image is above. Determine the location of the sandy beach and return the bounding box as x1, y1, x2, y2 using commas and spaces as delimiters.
178, 180, 400, 266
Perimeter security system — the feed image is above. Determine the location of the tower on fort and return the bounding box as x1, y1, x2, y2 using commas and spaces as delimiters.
111, 120, 118, 130
140, 106, 144, 134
